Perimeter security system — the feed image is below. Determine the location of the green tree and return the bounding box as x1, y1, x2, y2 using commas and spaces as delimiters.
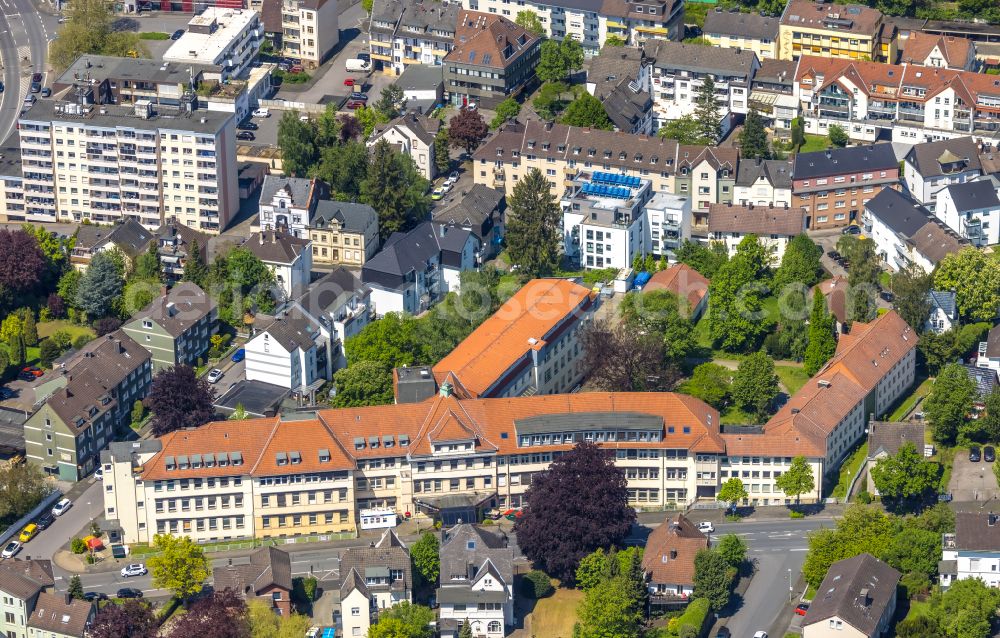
693, 549, 736, 612
560, 37, 584, 77
774, 456, 815, 505
505, 168, 561, 276
458, 621, 473, 638
147, 534, 211, 602
434, 128, 451, 175
919, 323, 991, 376
75, 252, 124, 320
891, 261, 933, 333
536, 40, 566, 83
131, 400, 145, 425
355, 104, 389, 138
804, 289, 837, 375
514, 10, 544, 35
801, 505, 894, 588
491, 98, 521, 129
605, 35, 627, 46
933, 248, 1000, 323
828, 124, 849, 147
560, 93, 613, 130
790, 117, 805, 149
182, 240, 208, 287
362, 139, 429, 239
896, 615, 940, 638
50, 0, 146, 72
693, 76, 721, 145
730, 351, 779, 419
67, 575, 85, 600
870, 443, 939, 511
411, 532, 440, 586
7, 334, 25, 367
708, 235, 771, 352
838, 235, 880, 323
680, 363, 731, 409
15, 309, 37, 348
738, 109, 771, 159
532, 81, 569, 119
0, 314, 22, 344
774, 234, 823, 289
132, 241, 162, 283
39, 339, 63, 368
935, 577, 1000, 638
619, 290, 695, 361
925, 363, 977, 445
276, 111, 317, 177
575, 574, 644, 638
674, 240, 728, 279
331, 361, 394, 407
982, 389, 1000, 444
717, 477, 748, 510
247, 600, 313, 638
883, 526, 941, 577
715, 534, 748, 570
375, 85, 407, 119
368, 602, 435, 638
658, 115, 706, 144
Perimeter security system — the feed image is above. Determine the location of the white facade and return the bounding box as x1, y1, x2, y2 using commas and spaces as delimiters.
245, 320, 325, 392
935, 181, 1000, 247
864, 201, 944, 274
562, 174, 652, 270
164, 9, 264, 82
281, 0, 339, 68
926, 305, 957, 334
258, 179, 317, 239
369, 117, 438, 180
439, 565, 513, 638
263, 242, 312, 299
0, 586, 30, 638
903, 153, 982, 211
644, 193, 691, 262
709, 229, 795, 262
340, 586, 373, 638
977, 327, 1000, 375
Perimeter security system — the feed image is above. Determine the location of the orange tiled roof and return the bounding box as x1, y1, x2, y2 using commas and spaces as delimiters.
643, 264, 709, 316
432, 279, 595, 398
901, 33, 972, 68
642, 513, 708, 587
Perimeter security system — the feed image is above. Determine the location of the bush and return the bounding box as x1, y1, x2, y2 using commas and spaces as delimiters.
85, 554, 95, 564
676, 598, 711, 637
138, 31, 170, 40
72, 334, 92, 351
790, 510, 805, 519
71, 538, 87, 554
900, 571, 930, 599
725, 514, 742, 522
521, 570, 554, 599
856, 490, 872, 504
291, 576, 318, 606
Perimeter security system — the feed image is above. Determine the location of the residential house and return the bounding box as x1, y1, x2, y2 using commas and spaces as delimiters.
257, 176, 325, 239
278, 0, 340, 68
340, 570, 375, 638
437, 525, 514, 638
812, 275, 851, 333
792, 144, 900, 229
24, 332, 152, 481
70, 219, 154, 272
748, 59, 799, 138
155, 219, 210, 282
163, 9, 264, 82
424, 279, 595, 401
394, 65, 445, 113
902, 137, 983, 210
643, 263, 710, 320
641, 514, 708, 609
965, 365, 999, 414
561, 171, 654, 270
675, 146, 739, 231
586, 47, 654, 135
122, 283, 218, 372
432, 183, 505, 260
935, 179, 1000, 247
309, 201, 380, 267
370, 113, 442, 180
864, 421, 925, 494
644, 193, 692, 262
213, 546, 293, 616
977, 324, 1000, 375
941, 512, 1000, 588
900, 32, 975, 69
704, 8, 781, 60
443, 11, 542, 110
0, 559, 56, 638
361, 221, 479, 316
925, 289, 958, 334
339, 529, 413, 630
26, 591, 94, 638
801, 554, 900, 638
707, 203, 805, 261
734, 158, 793, 207
245, 312, 329, 394
369, 0, 460, 76
644, 41, 760, 135
284, 267, 373, 369
777, 0, 895, 62
862, 187, 967, 273
243, 231, 313, 300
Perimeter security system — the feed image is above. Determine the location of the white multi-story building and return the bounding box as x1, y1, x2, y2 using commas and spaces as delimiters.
243, 231, 313, 299
707, 203, 805, 261
941, 512, 1000, 589
902, 136, 983, 210
644, 192, 691, 262
17, 99, 238, 233
562, 171, 653, 270
863, 187, 967, 273
733, 158, 793, 207
246, 313, 328, 393
164, 9, 264, 82
645, 41, 760, 134
281, 0, 339, 68
935, 179, 1000, 247
978, 325, 1000, 376
748, 59, 799, 139
257, 176, 324, 238
437, 525, 514, 638
369, 0, 459, 75
284, 267, 372, 370
369, 113, 442, 180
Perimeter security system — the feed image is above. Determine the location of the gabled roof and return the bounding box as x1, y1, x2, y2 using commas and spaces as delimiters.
27, 591, 94, 638
954, 512, 1000, 551
965, 365, 999, 401
0, 559, 54, 600
641, 513, 708, 586
439, 524, 513, 589
927, 289, 957, 319
212, 546, 292, 597
780, 0, 884, 36
677, 146, 738, 172
292, 267, 367, 321
259, 176, 322, 210
735, 158, 793, 189
645, 40, 758, 78
904, 136, 981, 179
704, 8, 780, 40
252, 312, 320, 353
864, 188, 932, 237
363, 222, 440, 278
340, 529, 412, 594
127, 282, 216, 338
866, 421, 925, 459
812, 276, 850, 324
901, 32, 972, 68
792, 144, 897, 180
432, 183, 504, 234
75, 219, 154, 259
445, 10, 540, 69
643, 264, 710, 316
242, 231, 310, 265
803, 554, 900, 636
707, 203, 805, 237
587, 47, 645, 101
372, 112, 442, 147
984, 324, 1000, 359
943, 179, 1000, 212
339, 567, 371, 598
311, 200, 377, 234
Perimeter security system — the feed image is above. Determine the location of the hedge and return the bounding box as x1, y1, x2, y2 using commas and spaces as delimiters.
521, 570, 554, 599
677, 598, 711, 638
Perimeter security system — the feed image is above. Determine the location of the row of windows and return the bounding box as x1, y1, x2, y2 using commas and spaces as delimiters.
260, 511, 349, 528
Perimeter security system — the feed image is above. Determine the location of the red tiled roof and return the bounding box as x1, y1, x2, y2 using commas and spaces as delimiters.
642, 514, 708, 587
643, 264, 709, 316
901, 33, 972, 68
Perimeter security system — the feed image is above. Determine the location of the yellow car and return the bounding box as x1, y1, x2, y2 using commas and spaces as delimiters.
18, 524, 38, 543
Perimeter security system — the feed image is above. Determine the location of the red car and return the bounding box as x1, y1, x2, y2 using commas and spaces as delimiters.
290, 64, 304, 74
794, 604, 809, 616
344, 78, 356, 87
346, 100, 365, 109
22, 367, 42, 377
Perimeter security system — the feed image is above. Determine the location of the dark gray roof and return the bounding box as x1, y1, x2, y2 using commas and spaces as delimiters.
243, 231, 310, 265
587, 47, 644, 100
965, 365, 999, 401
704, 8, 780, 40
436, 586, 510, 604
126, 282, 216, 338
259, 176, 320, 209
602, 83, 653, 132
863, 188, 930, 237
0, 133, 22, 179
904, 136, 981, 179
753, 59, 797, 85
363, 221, 462, 279
373, 112, 441, 147
439, 524, 513, 587
56, 54, 217, 88
340, 567, 370, 598
954, 512, 1000, 551
927, 289, 957, 319
22, 99, 232, 135
866, 421, 925, 459
294, 267, 367, 321
102, 439, 163, 465
432, 184, 504, 234
395, 64, 444, 91
212, 546, 292, 596
340, 529, 412, 594
394, 366, 437, 404
646, 40, 757, 78
516, 412, 663, 436
254, 314, 319, 352
943, 179, 1000, 212
312, 200, 377, 234
803, 554, 900, 636
213, 380, 290, 418
433, 222, 477, 256
75, 219, 154, 258
793, 144, 898, 180
735, 158, 793, 189
371, 0, 459, 42
27, 591, 93, 638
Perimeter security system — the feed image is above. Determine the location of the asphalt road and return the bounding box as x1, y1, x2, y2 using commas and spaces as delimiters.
0, 0, 51, 144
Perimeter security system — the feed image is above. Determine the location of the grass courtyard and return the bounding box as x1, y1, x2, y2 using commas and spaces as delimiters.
37, 320, 96, 342
526, 588, 584, 638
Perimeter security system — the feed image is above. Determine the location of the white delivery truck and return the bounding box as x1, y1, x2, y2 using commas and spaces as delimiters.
345, 58, 371, 72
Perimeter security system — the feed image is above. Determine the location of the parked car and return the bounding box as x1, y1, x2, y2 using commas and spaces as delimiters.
879, 291, 895, 302
344, 78, 357, 87
986, 446, 995, 463
346, 100, 365, 109
207, 369, 224, 384
1, 541, 21, 559
94, 467, 103, 481
0, 387, 14, 399
252, 108, 270, 118
231, 348, 245, 363
826, 250, 840, 259
238, 120, 259, 131
697, 522, 714, 534
22, 366, 42, 377
795, 603, 809, 616
938, 492, 953, 502
117, 588, 143, 599
83, 592, 109, 602
841, 224, 861, 235
236, 131, 255, 141
714, 628, 730, 638
171, 29, 185, 40
120, 563, 147, 578
289, 64, 304, 73
31, 73, 42, 84
18, 524, 37, 543
34, 512, 54, 531
349, 92, 368, 101
448, 170, 460, 184
0, 82, 4, 93
970, 446, 982, 462
51, 498, 72, 517
753, 633, 768, 638
40, 87, 51, 98
431, 187, 445, 200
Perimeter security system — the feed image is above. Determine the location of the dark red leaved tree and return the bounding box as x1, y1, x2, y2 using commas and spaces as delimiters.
89, 600, 158, 638
168, 589, 250, 638
0, 229, 45, 294
148, 364, 217, 435
448, 108, 489, 155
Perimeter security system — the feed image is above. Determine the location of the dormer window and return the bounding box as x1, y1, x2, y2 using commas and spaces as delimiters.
142, 320, 153, 329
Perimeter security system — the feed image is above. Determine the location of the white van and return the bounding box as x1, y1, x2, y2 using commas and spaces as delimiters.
345, 58, 371, 72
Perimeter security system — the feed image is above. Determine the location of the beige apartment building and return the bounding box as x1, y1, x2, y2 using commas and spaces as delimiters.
280, 0, 339, 68
778, 0, 896, 62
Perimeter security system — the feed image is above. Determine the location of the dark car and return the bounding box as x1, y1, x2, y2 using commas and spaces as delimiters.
0, 82, 5, 93
841, 224, 862, 235
986, 446, 996, 463
171, 29, 185, 40
939, 492, 954, 502
236, 131, 255, 141
31, 73, 42, 83
879, 291, 894, 302
116, 588, 143, 599
346, 100, 365, 109
238, 121, 259, 131
83, 592, 109, 602
970, 446, 982, 462
40, 87, 51, 98
714, 628, 731, 638
795, 603, 810, 616
826, 250, 840, 260
34, 512, 54, 531
349, 92, 368, 101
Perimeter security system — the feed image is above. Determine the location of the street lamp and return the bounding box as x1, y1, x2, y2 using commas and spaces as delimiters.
788, 568, 793, 602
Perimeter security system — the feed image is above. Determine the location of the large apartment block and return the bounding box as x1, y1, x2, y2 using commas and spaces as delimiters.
369, 0, 460, 75
778, 0, 895, 62
280, 0, 340, 68
562, 171, 654, 270
163, 8, 265, 81
16, 99, 238, 233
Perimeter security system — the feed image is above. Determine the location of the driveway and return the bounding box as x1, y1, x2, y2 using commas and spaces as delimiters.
24, 480, 104, 567
949, 453, 1000, 503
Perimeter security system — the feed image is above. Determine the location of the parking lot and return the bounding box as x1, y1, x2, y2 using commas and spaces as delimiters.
949, 452, 1000, 503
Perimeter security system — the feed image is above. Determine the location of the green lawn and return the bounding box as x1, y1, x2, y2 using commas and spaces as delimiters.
798, 134, 830, 154
721, 406, 756, 425
527, 588, 583, 638
887, 377, 932, 422
776, 365, 810, 395
830, 441, 868, 499
138, 31, 170, 40
904, 599, 932, 621
37, 320, 96, 342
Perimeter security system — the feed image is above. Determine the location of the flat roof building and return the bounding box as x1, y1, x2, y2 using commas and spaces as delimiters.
164, 8, 264, 81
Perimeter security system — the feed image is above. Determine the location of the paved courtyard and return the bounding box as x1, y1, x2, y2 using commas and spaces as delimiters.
949, 453, 1000, 503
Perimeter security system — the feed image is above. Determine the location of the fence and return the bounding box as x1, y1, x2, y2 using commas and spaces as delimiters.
129, 530, 358, 558
258, 99, 330, 115
0, 490, 64, 547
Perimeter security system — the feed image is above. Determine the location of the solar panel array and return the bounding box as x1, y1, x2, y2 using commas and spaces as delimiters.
581, 182, 632, 199
592, 172, 641, 188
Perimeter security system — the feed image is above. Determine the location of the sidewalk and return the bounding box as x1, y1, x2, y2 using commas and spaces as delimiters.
636, 502, 847, 526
